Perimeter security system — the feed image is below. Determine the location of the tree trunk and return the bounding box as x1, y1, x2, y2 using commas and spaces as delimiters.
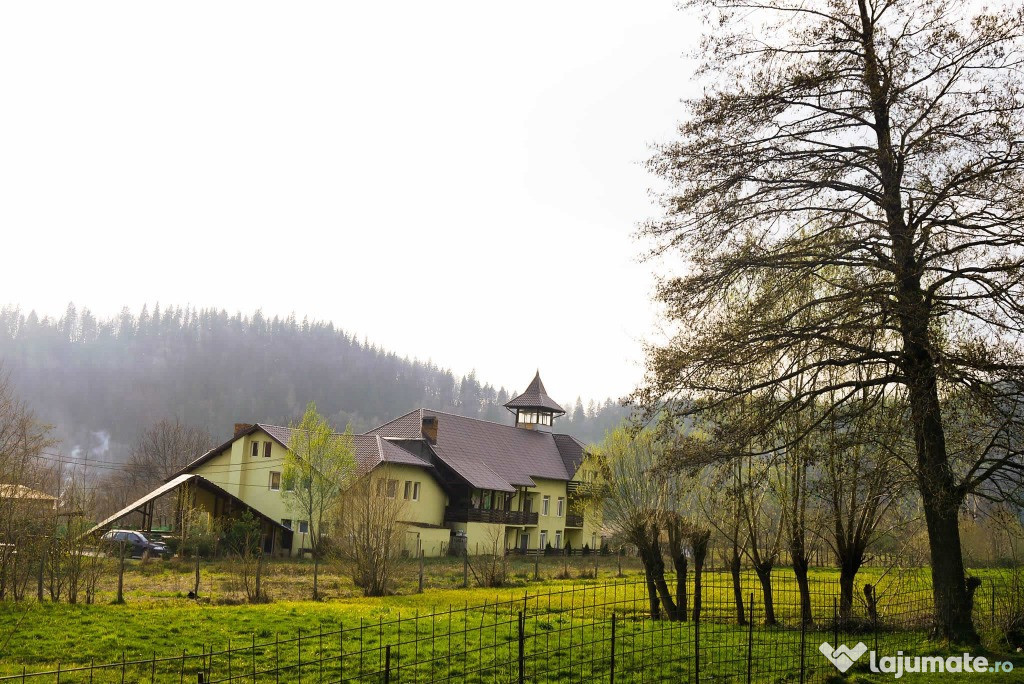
637, 533, 677, 620
730, 546, 746, 625
255, 552, 263, 602
752, 562, 777, 626
313, 553, 319, 601
673, 550, 688, 622
645, 570, 661, 620
855, 0, 976, 643
193, 554, 200, 597
791, 544, 812, 625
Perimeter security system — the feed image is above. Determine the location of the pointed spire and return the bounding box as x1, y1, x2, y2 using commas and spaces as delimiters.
503, 371, 565, 414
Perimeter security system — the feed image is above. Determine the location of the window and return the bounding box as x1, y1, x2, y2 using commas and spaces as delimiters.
298, 520, 309, 534
412, 482, 420, 501
263, 441, 272, 458
404, 481, 412, 500
269, 471, 281, 491
251, 441, 259, 458
376, 479, 398, 498
539, 531, 547, 549
281, 519, 292, 530
556, 497, 564, 517
591, 533, 597, 549
555, 531, 562, 549
541, 496, 550, 516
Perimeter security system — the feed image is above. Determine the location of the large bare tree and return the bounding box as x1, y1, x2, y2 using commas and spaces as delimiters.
638, 0, 1024, 640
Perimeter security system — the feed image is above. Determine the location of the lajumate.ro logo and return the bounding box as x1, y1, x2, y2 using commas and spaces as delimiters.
820, 642, 1015, 678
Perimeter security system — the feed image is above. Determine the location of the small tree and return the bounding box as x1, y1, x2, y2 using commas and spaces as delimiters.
223, 511, 266, 603
178, 496, 219, 598
284, 402, 357, 600
333, 469, 406, 596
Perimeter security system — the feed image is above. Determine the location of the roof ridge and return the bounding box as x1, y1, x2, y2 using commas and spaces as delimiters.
363, 409, 421, 436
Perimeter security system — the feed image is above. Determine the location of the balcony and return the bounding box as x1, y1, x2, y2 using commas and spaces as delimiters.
565, 512, 584, 528
444, 506, 539, 526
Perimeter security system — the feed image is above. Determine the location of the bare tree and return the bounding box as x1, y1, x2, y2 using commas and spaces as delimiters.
639, 0, 1024, 640
223, 510, 267, 603
333, 469, 407, 597
106, 419, 210, 510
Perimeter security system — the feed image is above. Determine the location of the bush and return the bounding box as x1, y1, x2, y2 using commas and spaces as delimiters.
544, 542, 555, 557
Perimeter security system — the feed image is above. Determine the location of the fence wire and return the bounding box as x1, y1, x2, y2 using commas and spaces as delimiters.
0, 569, 1013, 682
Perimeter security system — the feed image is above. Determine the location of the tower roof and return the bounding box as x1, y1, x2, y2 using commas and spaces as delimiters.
503, 371, 565, 415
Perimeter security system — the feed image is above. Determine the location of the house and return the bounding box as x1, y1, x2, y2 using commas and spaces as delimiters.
94, 371, 602, 557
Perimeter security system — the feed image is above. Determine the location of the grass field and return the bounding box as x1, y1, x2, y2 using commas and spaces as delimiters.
0, 557, 1022, 681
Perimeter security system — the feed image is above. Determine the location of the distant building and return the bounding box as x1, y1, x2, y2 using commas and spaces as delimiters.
0, 484, 57, 513
94, 371, 603, 557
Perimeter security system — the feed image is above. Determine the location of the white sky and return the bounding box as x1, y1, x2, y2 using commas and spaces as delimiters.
0, 2, 701, 403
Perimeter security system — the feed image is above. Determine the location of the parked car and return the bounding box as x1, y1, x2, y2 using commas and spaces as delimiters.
100, 529, 168, 559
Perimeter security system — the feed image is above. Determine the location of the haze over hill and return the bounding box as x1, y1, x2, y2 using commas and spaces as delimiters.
0, 304, 630, 465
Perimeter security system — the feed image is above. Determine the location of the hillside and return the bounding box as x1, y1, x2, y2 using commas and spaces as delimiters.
0, 304, 629, 464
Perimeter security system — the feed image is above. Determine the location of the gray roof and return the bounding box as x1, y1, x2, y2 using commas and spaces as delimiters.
367, 409, 587, 492
503, 371, 566, 414
174, 422, 432, 480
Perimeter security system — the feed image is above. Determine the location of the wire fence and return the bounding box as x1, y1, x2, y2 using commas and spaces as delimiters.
0, 569, 1018, 682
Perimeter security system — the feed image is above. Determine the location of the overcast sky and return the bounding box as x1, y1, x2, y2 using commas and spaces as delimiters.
0, 2, 702, 403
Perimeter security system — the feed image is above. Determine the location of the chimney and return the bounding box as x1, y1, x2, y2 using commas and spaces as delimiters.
234, 423, 253, 436
421, 416, 438, 444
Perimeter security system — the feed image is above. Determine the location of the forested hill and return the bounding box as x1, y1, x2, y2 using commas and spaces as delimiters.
0, 304, 629, 463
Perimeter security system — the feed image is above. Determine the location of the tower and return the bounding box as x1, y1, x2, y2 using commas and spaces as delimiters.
504, 370, 565, 432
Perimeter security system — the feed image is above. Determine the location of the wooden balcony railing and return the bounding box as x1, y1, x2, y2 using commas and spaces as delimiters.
565, 512, 584, 528
444, 507, 539, 526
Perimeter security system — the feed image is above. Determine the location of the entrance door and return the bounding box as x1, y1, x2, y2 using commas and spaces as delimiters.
520, 533, 530, 554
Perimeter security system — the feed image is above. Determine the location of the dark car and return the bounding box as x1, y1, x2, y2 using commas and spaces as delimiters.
100, 529, 168, 559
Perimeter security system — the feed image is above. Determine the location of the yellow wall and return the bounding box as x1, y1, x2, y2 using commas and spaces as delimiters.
401, 524, 451, 557
527, 477, 570, 551
374, 464, 447, 526
191, 429, 444, 556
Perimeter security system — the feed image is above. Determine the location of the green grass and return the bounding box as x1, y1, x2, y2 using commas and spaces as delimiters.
0, 561, 1021, 681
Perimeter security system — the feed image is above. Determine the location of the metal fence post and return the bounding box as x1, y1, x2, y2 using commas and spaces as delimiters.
799, 610, 806, 684
384, 645, 391, 684
746, 592, 754, 684
197, 673, 204, 684
833, 597, 838, 649
610, 612, 616, 684
694, 606, 700, 684
463, 551, 469, 588
252, 634, 257, 682
518, 611, 525, 684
